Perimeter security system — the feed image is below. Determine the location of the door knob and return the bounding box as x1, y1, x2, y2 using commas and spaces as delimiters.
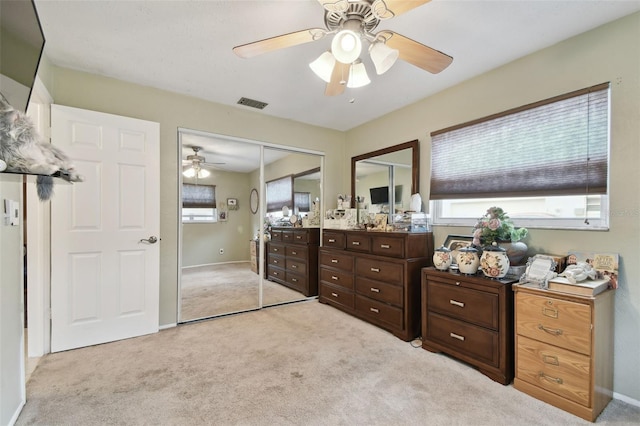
139, 236, 158, 244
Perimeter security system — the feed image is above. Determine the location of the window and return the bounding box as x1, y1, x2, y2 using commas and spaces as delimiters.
182, 183, 217, 223
294, 192, 311, 213
430, 83, 610, 230
266, 175, 293, 213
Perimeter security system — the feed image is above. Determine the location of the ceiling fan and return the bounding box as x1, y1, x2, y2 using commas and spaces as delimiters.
182, 146, 224, 179
232, 0, 453, 96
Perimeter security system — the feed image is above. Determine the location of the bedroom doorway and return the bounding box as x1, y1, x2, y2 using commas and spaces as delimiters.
178, 129, 323, 322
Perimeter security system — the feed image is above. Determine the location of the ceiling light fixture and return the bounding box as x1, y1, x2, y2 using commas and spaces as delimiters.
347, 59, 370, 88
309, 51, 336, 82
369, 40, 399, 75
331, 29, 362, 64
183, 165, 210, 179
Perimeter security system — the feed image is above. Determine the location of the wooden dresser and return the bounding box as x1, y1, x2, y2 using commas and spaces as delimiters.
266, 227, 320, 297
421, 268, 516, 385
513, 283, 614, 422
318, 230, 433, 341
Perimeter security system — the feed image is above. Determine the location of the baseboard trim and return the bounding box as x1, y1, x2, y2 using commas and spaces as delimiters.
613, 392, 640, 408
182, 260, 250, 270
159, 323, 177, 330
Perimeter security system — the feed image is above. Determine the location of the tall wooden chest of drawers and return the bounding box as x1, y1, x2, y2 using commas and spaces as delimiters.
318, 230, 433, 341
266, 227, 319, 297
421, 268, 516, 384
513, 283, 614, 422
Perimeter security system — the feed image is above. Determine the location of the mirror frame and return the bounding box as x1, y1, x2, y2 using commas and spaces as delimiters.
350, 140, 420, 208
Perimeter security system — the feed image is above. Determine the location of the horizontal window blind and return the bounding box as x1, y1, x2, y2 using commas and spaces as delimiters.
182, 183, 216, 208
430, 83, 609, 200
294, 192, 311, 213
266, 175, 293, 212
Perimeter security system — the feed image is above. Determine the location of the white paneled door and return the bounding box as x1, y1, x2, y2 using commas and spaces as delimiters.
50, 105, 160, 352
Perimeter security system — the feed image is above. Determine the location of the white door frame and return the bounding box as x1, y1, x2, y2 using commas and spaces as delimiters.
25, 77, 52, 357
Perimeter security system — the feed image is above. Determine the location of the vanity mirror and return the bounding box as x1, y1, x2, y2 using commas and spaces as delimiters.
351, 140, 419, 223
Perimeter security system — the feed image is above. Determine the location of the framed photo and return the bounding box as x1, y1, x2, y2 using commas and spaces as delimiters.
373, 213, 388, 231
227, 198, 238, 210
443, 234, 473, 265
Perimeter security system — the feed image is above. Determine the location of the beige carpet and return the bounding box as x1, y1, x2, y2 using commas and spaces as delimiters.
17, 301, 640, 425
181, 262, 306, 321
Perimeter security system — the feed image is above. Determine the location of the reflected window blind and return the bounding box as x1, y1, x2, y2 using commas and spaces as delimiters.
294, 192, 311, 213
182, 184, 216, 208
430, 83, 609, 200
266, 175, 293, 212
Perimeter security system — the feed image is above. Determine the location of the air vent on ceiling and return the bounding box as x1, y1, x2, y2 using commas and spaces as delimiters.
237, 97, 268, 110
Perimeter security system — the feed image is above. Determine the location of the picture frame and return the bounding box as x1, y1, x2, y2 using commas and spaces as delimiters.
227, 198, 238, 210
373, 213, 387, 231
443, 234, 474, 265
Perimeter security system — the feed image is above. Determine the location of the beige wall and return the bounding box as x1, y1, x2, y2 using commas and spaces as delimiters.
46, 68, 345, 327
346, 13, 640, 402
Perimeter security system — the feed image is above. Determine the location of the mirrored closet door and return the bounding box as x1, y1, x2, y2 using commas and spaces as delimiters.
178, 129, 323, 322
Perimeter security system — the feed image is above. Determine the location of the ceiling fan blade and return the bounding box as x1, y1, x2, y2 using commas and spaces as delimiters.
380, 30, 453, 74
325, 62, 350, 96
233, 28, 327, 59
371, 0, 431, 20
317, 0, 349, 13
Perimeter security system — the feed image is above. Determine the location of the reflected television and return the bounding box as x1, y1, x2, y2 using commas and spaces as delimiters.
369, 185, 403, 205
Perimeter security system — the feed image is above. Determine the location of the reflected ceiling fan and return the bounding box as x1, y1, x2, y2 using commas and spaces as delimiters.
182, 146, 224, 179
233, 0, 453, 96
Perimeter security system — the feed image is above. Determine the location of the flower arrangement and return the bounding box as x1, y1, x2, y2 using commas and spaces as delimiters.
472, 206, 528, 246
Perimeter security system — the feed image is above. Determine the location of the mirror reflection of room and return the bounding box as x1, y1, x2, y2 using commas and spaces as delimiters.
179, 133, 323, 322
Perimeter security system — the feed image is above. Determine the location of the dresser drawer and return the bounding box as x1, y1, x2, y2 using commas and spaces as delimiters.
319, 250, 354, 273
320, 283, 355, 309
371, 235, 404, 258
323, 231, 345, 249
356, 257, 403, 283
347, 233, 371, 252
516, 335, 590, 407
286, 271, 307, 290
516, 292, 592, 355
356, 276, 403, 307
319, 267, 354, 290
426, 312, 499, 367
283, 230, 310, 244
356, 295, 403, 329
270, 230, 283, 242
267, 255, 284, 268
286, 258, 307, 275
427, 280, 499, 330
268, 243, 285, 256
286, 245, 307, 260
267, 265, 285, 281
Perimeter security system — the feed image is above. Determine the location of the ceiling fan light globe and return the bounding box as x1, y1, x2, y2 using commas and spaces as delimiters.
198, 168, 211, 178
331, 30, 362, 64
369, 41, 399, 75
183, 167, 196, 178
347, 61, 370, 88
309, 51, 335, 83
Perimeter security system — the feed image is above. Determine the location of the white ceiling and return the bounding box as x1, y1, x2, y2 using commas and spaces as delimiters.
34, 0, 640, 134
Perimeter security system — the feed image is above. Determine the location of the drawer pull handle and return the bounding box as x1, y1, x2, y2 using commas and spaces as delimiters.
370, 287, 380, 293
291, 278, 298, 282
538, 372, 563, 385
538, 324, 563, 335
292, 265, 297, 269
543, 355, 559, 366
380, 244, 390, 249
352, 241, 361, 246
331, 275, 339, 280
328, 239, 336, 243
273, 248, 279, 252
450, 332, 465, 341
273, 260, 278, 264
542, 306, 558, 318
455, 281, 461, 286
331, 292, 338, 298
331, 259, 339, 263
291, 251, 297, 255
370, 307, 379, 313
296, 235, 302, 239
273, 272, 279, 276
449, 299, 465, 308
370, 268, 380, 273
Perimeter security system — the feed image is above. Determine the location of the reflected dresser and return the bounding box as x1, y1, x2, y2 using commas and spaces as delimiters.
318, 230, 433, 341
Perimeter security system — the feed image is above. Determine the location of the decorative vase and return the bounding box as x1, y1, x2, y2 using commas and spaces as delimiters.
501, 241, 528, 265
480, 243, 510, 279
433, 245, 452, 271
456, 246, 480, 275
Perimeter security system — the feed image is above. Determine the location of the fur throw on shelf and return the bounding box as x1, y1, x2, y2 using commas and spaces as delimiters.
0, 94, 82, 200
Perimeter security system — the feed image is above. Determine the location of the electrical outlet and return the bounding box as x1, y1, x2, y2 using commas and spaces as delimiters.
219, 248, 224, 255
